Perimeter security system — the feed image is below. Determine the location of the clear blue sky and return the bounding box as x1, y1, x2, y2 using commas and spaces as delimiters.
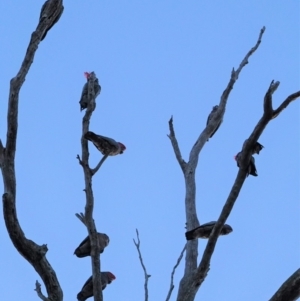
0, 1, 299, 300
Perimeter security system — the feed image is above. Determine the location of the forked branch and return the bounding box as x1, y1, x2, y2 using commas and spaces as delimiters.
75, 212, 86, 226
133, 229, 150, 301
190, 83, 300, 300
174, 26, 299, 301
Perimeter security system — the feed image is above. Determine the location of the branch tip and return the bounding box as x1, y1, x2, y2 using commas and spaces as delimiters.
165, 244, 186, 301
167, 116, 186, 172
133, 229, 149, 301
34, 280, 48, 301
75, 212, 86, 226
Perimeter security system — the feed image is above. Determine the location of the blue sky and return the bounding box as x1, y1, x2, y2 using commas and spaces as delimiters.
0, 1, 299, 300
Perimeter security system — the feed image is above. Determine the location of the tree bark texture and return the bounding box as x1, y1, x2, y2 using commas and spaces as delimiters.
79, 71, 104, 301
0, 1, 64, 300
268, 269, 300, 301
168, 27, 300, 301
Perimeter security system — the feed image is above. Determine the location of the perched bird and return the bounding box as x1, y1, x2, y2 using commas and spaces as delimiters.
79, 72, 101, 111
77, 272, 116, 301
74, 233, 109, 258
39, 0, 64, 41
84, 131, 126, 156
185, 221, 233, 240
252, 142, 264, 155
206, 105, 222, 140
235, 152, 258, 177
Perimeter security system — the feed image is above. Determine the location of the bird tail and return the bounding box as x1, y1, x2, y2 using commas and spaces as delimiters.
77, 292, 85, 301
249, 162, 258, 176
74, 249, 86, 258
84, 131, 97, 141
185, 230, 195, 240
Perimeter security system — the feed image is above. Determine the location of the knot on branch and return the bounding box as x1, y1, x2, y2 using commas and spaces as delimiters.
38, 244, 48, 256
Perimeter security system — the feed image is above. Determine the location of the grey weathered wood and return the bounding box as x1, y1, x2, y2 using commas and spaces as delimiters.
0, 1, 64, 301
79, 71, 104, 301
169, 26, 266, 300
268, 269, 300, 301
165, 244, 186, 301
167, 26, 299, 301
133, 229, 150, 301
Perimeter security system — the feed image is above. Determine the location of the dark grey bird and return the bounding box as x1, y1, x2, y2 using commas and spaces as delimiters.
79, 72, 101, 111
39, 0, 64, 41
206, 105, 222, 140
74, 233, 109, 258
235, 152, 258, 177
77, 272, 116, 301
185, 221, 233, 240
84, 131, 126, 156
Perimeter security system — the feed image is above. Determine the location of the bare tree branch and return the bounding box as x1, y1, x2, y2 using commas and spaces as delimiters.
0, 2, 64, 300
165, 244, 186, 301
192, 27, 267, 159
272, 91, 300, 119
91, 155, 108, 176
34, 281, 49, 301
234, 26, 265, 79
75, 212, 86, 226
174, 27, 296, 301
133, 229, 150, 301
79, 71, 103, 301
76, 154, 84, 166
181, 82, 300, 301
167, 116, 187, 172
269, 269, 300, 301
264, 80, 280, 114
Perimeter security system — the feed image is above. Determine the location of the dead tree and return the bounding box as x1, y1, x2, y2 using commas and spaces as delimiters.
1, 2, 299, 301
133, 27, 300, 301
0, 1, 64, 300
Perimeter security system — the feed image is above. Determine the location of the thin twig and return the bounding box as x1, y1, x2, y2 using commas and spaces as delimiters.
91, 155, 108, 175
167, 116, 187, 172
272, 91, 300, 119
234, 26, 265, 78
75, 212, 86, 226
34, 281, 49, 301
133, 229, 150, 301
219, 26, 266, 107
165, 244, 186, 301
76, 154, 83, 166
